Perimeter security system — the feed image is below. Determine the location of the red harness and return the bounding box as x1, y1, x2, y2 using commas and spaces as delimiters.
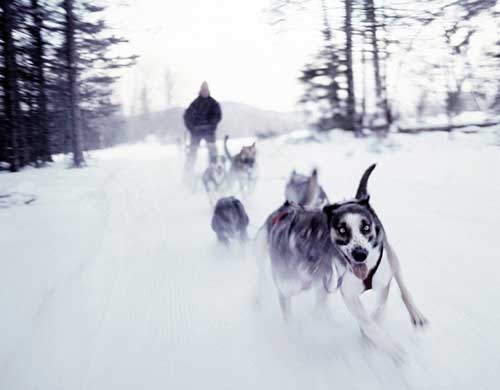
271, 211, 289, 226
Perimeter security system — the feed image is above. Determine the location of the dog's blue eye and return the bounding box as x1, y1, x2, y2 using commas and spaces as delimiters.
362, 224, 370, 232
337, 226, 346, 235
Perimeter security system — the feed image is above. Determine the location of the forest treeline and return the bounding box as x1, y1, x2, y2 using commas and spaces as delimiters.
0, 0, 136, 172
272, 0, 500, 131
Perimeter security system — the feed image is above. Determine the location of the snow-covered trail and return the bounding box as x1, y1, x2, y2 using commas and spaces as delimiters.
1, 131, 500, 389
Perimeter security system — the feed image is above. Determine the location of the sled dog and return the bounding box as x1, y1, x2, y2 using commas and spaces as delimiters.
202, 155, 228, 206
285, 168, 329, 208
211, 196, 249, 245
256, 164, 427, 360
224, 135, 257, 197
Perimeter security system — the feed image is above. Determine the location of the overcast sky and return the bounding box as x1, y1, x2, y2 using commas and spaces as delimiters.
106, 0, 321, 113
106, 1, 499, 116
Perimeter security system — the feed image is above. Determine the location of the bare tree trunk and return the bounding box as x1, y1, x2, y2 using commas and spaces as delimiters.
141, 84, 150, 115
361, 30, 367, 128
379, 4, 392, 131
344, 0, 356, 131
63, 0, 84, 167
0, 0, 21, 172
165, 69, 174, 108
365, 0, 383, 110
31, 0, 52, 163
365, 0, 392, 134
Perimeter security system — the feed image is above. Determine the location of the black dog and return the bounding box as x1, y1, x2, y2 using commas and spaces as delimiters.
211, 196, 249, 245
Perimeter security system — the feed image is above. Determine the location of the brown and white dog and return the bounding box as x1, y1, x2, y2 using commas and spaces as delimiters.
224, 135, 257, 197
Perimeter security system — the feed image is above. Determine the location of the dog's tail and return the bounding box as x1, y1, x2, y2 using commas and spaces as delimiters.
224, 135, 233, 162
303, 168, 319, 207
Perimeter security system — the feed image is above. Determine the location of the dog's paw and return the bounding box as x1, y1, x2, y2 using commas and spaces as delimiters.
361, 330, 405, 363
410, 310, 428, 329
360, 331, 375, 350
384, 341, 406, 365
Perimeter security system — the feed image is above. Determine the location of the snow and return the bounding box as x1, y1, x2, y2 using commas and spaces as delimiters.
1, 129, 500, 390
399, 111, 500, 131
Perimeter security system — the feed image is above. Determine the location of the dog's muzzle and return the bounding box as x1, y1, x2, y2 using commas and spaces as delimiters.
351, 246, 368, 263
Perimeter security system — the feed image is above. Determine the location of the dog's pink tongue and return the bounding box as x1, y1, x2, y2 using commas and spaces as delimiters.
352, 264, 368, 280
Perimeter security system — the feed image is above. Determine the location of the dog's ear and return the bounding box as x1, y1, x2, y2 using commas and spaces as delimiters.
355, 163, 376, 200
357, 194, 370, 206
323, 203, 341, 214
323, 203, 341, 224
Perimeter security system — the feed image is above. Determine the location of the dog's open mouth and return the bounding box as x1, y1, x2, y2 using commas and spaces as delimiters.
352, 263, 368, 280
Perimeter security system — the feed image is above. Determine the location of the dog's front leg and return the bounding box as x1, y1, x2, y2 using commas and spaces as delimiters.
384, 238, 428, 327
341, 288, 404, 362
315, 284, 329, 308
252, 227, 269, 307
373, 282, 391, 324
279, 293, 292, 321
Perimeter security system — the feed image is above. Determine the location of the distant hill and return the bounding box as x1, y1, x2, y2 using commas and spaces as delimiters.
122, 101, 305, 143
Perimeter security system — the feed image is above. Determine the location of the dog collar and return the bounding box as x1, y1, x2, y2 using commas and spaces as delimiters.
363, 245, 384, 291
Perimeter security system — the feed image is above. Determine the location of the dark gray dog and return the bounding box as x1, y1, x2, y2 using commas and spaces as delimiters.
285, 169, 329, 208
211, 196, 249, 245
257, 201, 338, 319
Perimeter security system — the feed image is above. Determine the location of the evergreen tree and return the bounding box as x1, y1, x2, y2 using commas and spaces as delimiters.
299, 0, 347, 130
0, 0, 136, 170
343, 0, 356, 131
0, 0, 22, 171
27, 0, 52, 163
76, 2, 137, 150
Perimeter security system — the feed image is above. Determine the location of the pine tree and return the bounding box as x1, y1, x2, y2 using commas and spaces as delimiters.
299, 0, 346, 130
363, 0, 390, 131
0, 0, 22, 171
57, 0, 136, 161
76, 2, 137, 150
0, 0, 135, 170
28, 0, 52, 163
343, 0, 356, 131
62, 0, 84, 167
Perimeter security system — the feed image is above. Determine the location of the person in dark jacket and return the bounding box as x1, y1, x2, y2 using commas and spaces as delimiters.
183, 81, 222, 173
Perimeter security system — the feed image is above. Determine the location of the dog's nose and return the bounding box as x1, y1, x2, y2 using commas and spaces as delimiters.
352, 247, 368, 262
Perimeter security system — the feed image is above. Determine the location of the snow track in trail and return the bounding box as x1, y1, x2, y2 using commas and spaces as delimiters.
1, 131, 500, 390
